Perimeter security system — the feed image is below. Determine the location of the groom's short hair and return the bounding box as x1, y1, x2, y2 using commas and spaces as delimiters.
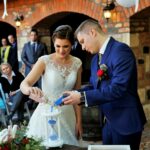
75, 19, 103, 38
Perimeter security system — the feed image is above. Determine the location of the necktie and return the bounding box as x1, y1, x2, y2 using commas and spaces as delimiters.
98, 53, 102, 67
32, 43, 36, 53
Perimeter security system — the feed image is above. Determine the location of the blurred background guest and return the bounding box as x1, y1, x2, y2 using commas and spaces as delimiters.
8, 34, 19, 72
0, 63, 28, 123
0, 38, 11, 65
21, 29, 48, 89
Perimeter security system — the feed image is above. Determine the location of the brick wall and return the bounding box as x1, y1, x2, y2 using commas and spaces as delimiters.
0, 0, 149, 33
0, 0, 149, 56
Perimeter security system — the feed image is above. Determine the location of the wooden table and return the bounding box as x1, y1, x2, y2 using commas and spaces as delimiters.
48, 144, 87, 150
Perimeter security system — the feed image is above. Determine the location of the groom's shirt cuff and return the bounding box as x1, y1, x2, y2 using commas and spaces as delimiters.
84, 92, 88, 107
79, 91, 88, 107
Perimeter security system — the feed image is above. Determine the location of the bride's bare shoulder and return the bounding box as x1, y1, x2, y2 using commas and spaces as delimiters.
49, 53, 55, 60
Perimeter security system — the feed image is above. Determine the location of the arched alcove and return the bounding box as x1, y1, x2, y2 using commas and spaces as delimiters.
0, 21, 16, 45
33, 12, 95, 84
32, 12, 102, 140
34, 12, 93, 32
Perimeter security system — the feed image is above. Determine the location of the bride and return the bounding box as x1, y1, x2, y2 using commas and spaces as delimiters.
20, 25, 82, 146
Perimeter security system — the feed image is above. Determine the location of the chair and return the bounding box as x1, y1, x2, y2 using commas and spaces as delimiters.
0, 97, 7, 126
0, 83, 12, 126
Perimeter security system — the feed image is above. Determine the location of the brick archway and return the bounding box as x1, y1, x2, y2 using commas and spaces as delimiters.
20, 0, 150, 33
33, 12, 91, 31
0, 0, 149, 33
25, 0, 103, 27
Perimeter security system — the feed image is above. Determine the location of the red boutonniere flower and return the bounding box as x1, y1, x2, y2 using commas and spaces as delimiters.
97, 64, 109, 81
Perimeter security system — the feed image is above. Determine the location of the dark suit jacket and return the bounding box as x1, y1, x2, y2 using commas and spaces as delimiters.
0, 71, 24, 93
0, 44, 19, 72
8, 42, 19, 72
82, 37, 146, 135
21, 41, 48, 76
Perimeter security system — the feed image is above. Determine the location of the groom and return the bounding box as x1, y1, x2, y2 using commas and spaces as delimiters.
63, 19, 146, 150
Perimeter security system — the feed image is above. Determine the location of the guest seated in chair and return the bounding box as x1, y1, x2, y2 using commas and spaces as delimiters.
0, 62, 28, 122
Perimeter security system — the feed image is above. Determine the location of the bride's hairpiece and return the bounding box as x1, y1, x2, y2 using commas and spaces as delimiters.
54, 25, 72, 32
52, 25, 74, 44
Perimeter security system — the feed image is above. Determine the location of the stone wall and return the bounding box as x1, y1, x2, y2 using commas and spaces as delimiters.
130, 17, 150, 120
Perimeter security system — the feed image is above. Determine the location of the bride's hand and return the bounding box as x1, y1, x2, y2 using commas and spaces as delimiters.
75, 122, 83, 140
28, 87, 44, 103
28, 87, 43, 97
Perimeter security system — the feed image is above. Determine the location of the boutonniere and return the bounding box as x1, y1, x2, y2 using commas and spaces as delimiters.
97, 64, 109, 81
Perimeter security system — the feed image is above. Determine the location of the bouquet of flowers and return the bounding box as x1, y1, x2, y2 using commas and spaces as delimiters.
0, 123, 45, 150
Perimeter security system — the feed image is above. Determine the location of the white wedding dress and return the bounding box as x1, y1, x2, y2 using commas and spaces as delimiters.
26, 55, 82, 146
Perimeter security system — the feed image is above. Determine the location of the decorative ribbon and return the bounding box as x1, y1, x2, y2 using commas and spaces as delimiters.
2, 0, 8, 19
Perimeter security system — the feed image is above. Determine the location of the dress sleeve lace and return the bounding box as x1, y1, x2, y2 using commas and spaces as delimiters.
72, 57, 82, 71
38, 55, 49, 65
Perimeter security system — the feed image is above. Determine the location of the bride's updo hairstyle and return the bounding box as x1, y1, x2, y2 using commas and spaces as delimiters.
52, 25, 74, 45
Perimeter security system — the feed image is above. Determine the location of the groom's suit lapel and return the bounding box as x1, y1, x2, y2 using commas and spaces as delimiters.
93, 54, 99, 88
95, 37, 115, 88
101, 37, 114, 65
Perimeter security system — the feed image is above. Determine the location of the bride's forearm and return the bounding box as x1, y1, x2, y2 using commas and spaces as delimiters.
20, 80, 31, 95
20, 58, 45, 96
73, 105, 82, 124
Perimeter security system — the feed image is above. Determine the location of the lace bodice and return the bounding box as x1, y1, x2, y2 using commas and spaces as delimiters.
39, 55, 82, 101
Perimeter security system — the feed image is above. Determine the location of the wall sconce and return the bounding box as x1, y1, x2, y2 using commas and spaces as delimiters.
103, 0, 115, 22
14, 14, 24, 27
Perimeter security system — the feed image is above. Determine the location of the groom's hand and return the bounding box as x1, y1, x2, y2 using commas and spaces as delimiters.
63, 91, 81, 105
